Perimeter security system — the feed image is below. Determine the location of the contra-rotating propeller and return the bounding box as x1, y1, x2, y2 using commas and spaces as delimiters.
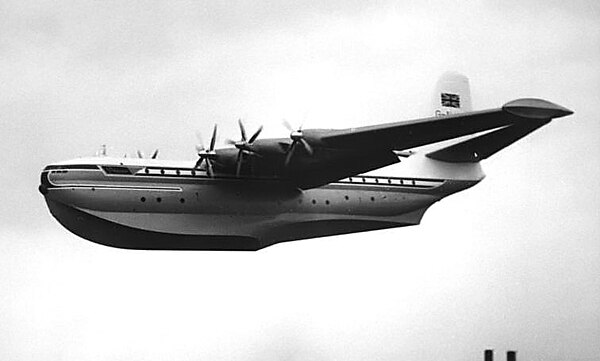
195, 124, 218, 177
283, 120, 313, 167
226, 119, 263, 176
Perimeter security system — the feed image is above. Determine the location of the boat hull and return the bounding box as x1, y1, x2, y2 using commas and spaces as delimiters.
40, 163, 478, 250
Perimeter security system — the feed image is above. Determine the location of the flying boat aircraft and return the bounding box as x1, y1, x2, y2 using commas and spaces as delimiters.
39, 73, 573, 250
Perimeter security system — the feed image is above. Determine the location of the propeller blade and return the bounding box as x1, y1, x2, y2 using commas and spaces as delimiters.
195, 144, 206, 153
195, 157, 204, 169
238, 119, 247, 141
282, 120, 294, 132
300, 138, 313, 155
137, 150, 144, 158
248, 125, 263, 143
236, 151, 244, 177
151, 149, 159, 159
209, 124, 218, 151
195, 131, 205, 149
206, 160, 214, 177
284, 141, 297, 167
225, 139, 237, 146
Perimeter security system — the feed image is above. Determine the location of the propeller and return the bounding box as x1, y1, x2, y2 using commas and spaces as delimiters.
283, 120, 313, 167
226, 119, 263, 176
136, 149, 159, 159
195, 124, 218, 177
95, 144, 107, 157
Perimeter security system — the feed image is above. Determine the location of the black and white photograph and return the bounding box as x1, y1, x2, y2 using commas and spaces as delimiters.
1, 1, 598, 360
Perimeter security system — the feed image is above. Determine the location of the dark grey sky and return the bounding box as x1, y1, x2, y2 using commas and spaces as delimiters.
1, 1, 599, 360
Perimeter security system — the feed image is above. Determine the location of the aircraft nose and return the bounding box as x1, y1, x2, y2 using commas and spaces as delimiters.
39, 168, 52, 195
38, 183, 48, 195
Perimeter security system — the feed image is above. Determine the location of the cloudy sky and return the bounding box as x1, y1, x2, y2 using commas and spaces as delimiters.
1, 1, 599, 360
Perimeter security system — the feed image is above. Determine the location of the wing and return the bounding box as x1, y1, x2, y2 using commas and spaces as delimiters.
212, 99, 572, 189
287, 98, 572, 188
311, 98, 572, 151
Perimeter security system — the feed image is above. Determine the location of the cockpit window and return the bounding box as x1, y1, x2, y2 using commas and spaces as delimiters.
43, 164, 99, 171
102, 166, 132, 175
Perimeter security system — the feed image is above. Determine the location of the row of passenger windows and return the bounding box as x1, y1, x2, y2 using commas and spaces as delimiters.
341, 177, 416, 185
140, 168, 440, 187
301, 196, 377, 204
143, 168, 201, 176
338, 176, 443, 188
101, 165, 443, 189
137, 195, 380, 205
140, 196, 186, 204
102, 166, 204, 177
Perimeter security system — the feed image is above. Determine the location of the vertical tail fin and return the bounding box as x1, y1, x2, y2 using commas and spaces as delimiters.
432, 71, 472, 117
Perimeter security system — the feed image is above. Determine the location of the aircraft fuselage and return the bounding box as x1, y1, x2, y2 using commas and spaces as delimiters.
39, 157, 479, 250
